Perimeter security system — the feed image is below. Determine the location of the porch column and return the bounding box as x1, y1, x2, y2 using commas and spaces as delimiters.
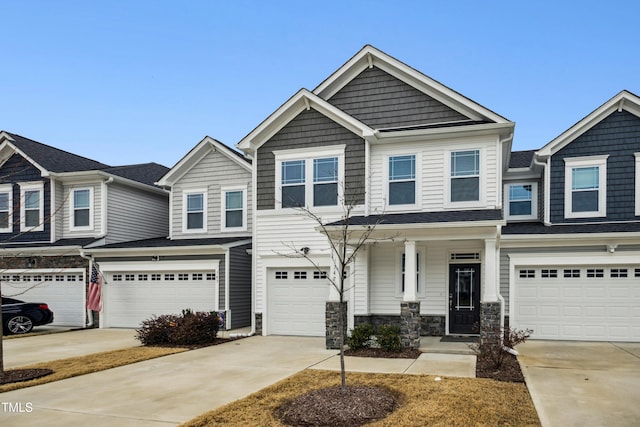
482, 238, 498, 302
403, 240, 417, 301
328, 246, 340, 301
326, 245, 345, 349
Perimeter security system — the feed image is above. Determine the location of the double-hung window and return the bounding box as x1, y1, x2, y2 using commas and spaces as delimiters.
0, 184, 12, 232
281, 160, 306, 208
388, 155, 416, 205
313, 157, 338, 206
71, 188, 93, 229
505, 183, 537, 220
184, 190, 206, 232
20, 182, 44, 232
564, 156, 607, 218
450, 150, 480, 202
221, 187, 246, 231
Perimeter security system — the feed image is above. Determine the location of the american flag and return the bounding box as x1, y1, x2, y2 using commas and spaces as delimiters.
87, 265, 103, 311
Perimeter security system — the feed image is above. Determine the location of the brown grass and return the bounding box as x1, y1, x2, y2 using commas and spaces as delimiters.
0, 346, 186, 393
182, 369, 541, 427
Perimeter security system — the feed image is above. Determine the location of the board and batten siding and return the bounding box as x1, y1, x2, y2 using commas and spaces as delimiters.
105, 183, 168, 244
228, 243, 252, 328
369, 135, 500, 212
60, 182, 102, 238
171, 149, 252, 238
549, 110, 640, 223
256, 108, 365, 211
327, 66, 470, 129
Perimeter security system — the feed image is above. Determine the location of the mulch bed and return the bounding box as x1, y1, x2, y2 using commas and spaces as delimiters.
476, 353, 525, 382
1, 368, 53, 385
275, 385, 398, 426
344, 347, 422, 359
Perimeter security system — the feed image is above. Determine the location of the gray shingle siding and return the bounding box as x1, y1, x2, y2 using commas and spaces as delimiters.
256, 108, 365, 210
326, 66, 470, 129
228, 243, 252, 328
549, 111, 640, 223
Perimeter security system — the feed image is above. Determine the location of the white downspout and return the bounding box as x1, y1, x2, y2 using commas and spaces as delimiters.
532, 155, 549, 225
101, 177, 114, 237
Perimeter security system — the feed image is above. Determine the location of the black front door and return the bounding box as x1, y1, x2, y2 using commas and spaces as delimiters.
448, 264, 481, 335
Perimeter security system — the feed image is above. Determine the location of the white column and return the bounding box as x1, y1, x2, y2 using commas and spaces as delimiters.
482, 238, 498, 302
403, 240, 417, 301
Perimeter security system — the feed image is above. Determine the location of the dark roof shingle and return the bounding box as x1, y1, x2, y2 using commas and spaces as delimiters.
327, 209, 503, 226
509, 150, 536, 169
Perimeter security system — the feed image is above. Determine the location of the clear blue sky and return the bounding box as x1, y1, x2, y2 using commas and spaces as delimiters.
2, 1, 639, 168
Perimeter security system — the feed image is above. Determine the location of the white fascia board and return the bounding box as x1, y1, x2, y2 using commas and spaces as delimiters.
313, 45, 511, 124
372, 122, 514, 144
237, 89, 373, 154
501, 232, 640, 248
49, 170, 168, 195
538, 90, 640, 157
0, 246, 84, 256
507, 251, 640, 266
84, 239, 252, 257
504, 168, 541, 181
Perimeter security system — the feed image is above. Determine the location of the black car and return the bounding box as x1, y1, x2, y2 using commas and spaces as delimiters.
2, 297, 54, 335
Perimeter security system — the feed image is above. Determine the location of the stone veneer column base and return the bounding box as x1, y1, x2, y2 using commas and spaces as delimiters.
325, 301, 347, 350
254, 313, 263, 335
480, 301, 501, 342
400, 301, 421, 348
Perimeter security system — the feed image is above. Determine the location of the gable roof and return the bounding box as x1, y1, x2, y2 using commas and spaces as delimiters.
237, 89, 374, 154
314, 45, 512, 125
537, 90, 640, 157
157, 136, 251, 187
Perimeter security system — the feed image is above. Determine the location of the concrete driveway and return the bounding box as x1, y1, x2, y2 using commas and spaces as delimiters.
518, 341, 640, 427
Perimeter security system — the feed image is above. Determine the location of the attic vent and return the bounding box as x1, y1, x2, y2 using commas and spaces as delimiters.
450, 252, 480, 261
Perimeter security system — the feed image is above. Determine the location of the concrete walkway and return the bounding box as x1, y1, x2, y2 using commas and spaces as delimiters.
518, 340, 640, 427
1, 333, 476, 426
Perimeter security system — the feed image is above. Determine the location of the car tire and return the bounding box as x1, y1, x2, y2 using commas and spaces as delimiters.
6, 315, 34, 334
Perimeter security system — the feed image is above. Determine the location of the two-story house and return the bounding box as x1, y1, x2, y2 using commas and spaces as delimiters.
85, 136, 252, 330
238, 45, 515, 347
0, 131, 169, 328
501, 90, 640, 343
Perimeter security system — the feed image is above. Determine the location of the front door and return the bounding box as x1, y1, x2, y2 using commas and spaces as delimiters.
448, 264, 481, 335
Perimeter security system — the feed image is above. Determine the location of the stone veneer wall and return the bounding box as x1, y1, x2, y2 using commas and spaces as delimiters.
400, 302, 421, 348
355, 314, 445, 336
325, 301, 347, 349
480, 301, 501, 342
254, 312, 263, 335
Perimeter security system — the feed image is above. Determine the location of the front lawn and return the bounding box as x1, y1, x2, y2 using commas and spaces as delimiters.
182, 369, 541, 427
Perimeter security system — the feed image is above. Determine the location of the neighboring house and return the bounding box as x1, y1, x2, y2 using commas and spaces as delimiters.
501, 90, 640, 342
238, 45, 515, 347
85, 136, 252, 330
0, 131, 169, 328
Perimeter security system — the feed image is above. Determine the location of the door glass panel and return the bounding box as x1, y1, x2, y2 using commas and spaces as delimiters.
455, 268, 475, 310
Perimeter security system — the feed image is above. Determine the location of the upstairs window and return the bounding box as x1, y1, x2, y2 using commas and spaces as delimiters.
281, 160, 306, 208
313, 157, 338, 206
184, 191, 206, 232
388, 155, 416, 205
0, 185, 12, 232
506, 183, 537, 220
20, 182, 44, 232
564, 156, 607, 218
450, 150, 480, 202
71, 188, 92, 229
222, 187, 246, 231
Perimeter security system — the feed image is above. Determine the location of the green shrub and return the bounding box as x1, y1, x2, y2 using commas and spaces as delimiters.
345, 323, 374, 350
136, 309, 220, 346
376, 324, 402, 352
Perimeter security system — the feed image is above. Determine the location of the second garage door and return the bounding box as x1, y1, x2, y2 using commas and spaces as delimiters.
268, 268, 328, 336
513, 265, 640, 342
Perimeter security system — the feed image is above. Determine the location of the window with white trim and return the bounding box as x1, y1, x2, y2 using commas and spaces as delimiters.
183, 190, 206, 232
20, 182, 44, 231
505, 183, 537, 220
313, 157, 338, 206
221, 187, 246, 231
388, 155, 416, 205
0, 184, 12, 232
635, 153, 640, 216
564, 156, 608, 218
71, 188, 93, 229
450, 149, 480, 203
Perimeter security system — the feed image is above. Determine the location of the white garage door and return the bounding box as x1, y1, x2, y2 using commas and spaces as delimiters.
268, 268, 328, 336
1, 270, 85, 327
105, 270, 217, 328
514, 265, 640, 341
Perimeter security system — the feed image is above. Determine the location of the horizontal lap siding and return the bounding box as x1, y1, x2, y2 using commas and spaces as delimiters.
106, 183, 168, 244
550, 111, 640, 223
327, 67, 470, 129
229, 244, 252, 328
172, 151, 252, 238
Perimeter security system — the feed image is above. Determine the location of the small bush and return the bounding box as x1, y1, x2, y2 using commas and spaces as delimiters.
376, 324, 402, 352
345, 323, 375, 350
470, 325, 532, 369
136, 309, 220, 346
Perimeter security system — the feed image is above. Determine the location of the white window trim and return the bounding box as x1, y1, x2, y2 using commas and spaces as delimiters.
635, 153, 640, 216
0, 184, 13, 233
564, 155, 608, 219
384, 153, 422, 211
19, 182, 44, 232
504, 182, 538, 221
221, 185, 247, 232
394, 246, 426, 298
445, 148, 486, 208
182, 189, 208, 233
274, 145, 345, 210
69, 187, 94, 231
